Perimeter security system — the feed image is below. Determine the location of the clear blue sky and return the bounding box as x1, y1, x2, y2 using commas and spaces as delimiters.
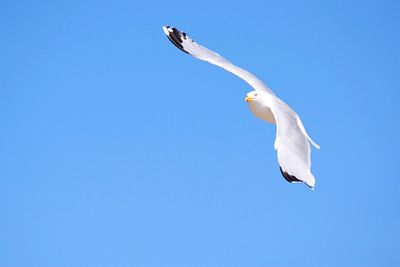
1, 0, 399, 266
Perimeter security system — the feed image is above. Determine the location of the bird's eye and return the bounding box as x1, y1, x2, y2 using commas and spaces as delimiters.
254, 93, 258, 96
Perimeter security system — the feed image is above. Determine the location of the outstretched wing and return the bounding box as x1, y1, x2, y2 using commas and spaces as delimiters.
163, 26, 275, 95
270, 96, 320, 188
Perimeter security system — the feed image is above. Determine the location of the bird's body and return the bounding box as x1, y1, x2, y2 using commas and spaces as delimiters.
163, 25, 319, 189
246, 91, 276, 124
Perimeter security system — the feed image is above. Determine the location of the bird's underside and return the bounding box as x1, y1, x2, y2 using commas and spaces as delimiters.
163, 25, 319, 189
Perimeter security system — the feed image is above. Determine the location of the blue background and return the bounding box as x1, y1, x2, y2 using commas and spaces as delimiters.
1, 0, 399, 266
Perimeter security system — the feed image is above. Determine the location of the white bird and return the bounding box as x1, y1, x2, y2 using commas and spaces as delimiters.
163, 26, 320, 189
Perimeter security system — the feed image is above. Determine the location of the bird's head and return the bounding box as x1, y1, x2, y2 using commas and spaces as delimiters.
245, 91, 260, 104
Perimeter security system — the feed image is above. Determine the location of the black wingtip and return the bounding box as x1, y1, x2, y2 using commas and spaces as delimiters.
279, 167, 314, 189
279, 167, 302, 183
163, 25, 189, 54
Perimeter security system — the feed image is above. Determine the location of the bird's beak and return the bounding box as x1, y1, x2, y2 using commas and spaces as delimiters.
245, 96, 253, 102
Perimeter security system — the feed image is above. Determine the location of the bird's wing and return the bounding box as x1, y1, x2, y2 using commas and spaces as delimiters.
163, 26, 275, 95
270, 96, 320, 188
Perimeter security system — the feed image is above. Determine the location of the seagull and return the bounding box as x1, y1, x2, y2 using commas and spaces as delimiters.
163, 25, 320, 189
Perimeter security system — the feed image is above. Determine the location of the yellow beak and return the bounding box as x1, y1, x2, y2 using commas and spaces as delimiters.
245, 96, 253, 102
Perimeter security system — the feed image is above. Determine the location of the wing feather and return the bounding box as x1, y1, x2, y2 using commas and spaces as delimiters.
270, 97, 319, 188
163, 26, 275, 95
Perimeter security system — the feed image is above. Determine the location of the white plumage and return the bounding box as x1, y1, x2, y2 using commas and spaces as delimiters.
163, 25, 319, 189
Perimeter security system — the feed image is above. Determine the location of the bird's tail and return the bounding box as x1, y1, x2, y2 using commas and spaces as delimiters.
296, 116, 320, 149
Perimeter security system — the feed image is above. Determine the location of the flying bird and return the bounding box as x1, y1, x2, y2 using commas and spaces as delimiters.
163, 25, 320, 189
